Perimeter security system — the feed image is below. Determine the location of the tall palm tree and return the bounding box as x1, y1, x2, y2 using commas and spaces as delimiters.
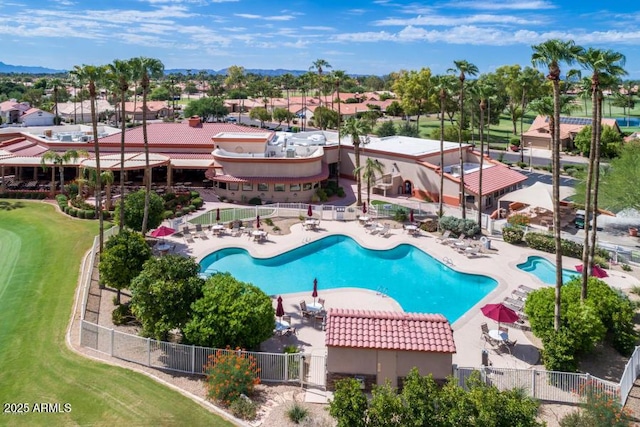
40, 149, 89, 198
340, 117, 371, 206
357, 158, 385, 205
310, 59, 332, 106
477, 88, 488, 226
50, 78, 63, 124
433, 74, 454, 217
449, 60, 479, 219
106, 58, 134, 232
73, 64, 107, 250
332, 70, 348, 186
531, 39, 583, 331
131, 57, 164, 234
82, 168, 115, 211
578, 48, 626, 300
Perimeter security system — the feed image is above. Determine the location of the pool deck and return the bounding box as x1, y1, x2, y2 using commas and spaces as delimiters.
162, 204, 640, 388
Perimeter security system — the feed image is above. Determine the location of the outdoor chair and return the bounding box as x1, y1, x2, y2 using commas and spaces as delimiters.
299, 300, 311, 318
436, 230, 451, 244
282, 315, 291, 324
481, 322, 490, 335
318, 298, 325, 309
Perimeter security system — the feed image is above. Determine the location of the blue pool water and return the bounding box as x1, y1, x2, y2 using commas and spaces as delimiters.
616, 117, 640, 127
516, 256, 580, 285
199, 235, 497, 322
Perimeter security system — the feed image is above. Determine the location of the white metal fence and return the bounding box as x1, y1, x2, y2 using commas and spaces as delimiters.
80, 320, 303, 382
620, 346, 640, 405
454, 366, 620, 404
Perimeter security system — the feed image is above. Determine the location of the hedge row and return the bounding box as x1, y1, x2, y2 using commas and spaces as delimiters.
522, 231, 609, 259
439, 215, 480, 236
0, 191, 48, 199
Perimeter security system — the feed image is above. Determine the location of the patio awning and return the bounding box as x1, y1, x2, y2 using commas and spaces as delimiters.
80, 152, 170, 171
499, 182, 575, 212
170, 158, 215, 169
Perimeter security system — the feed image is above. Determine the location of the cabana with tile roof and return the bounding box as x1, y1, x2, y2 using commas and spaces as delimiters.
324, 309, 456, 391
522, 115, 621, 150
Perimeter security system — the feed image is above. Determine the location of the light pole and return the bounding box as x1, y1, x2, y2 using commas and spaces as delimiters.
529, 142, 533, 171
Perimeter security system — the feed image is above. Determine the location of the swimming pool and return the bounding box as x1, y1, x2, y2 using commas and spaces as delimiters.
516, 256, 580, 285
199, 235, 497, 322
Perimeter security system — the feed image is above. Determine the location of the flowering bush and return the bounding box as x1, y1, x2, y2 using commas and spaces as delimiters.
205, 347, 260, 406
561, 381, 632, 426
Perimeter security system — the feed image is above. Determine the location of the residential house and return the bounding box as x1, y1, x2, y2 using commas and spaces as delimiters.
522, 115, 620, 150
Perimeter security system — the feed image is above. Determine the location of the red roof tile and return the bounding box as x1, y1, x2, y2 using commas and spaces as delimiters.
463, 164, 527, 196
325, 309, 456, 353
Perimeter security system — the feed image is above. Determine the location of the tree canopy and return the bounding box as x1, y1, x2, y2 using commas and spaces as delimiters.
592, 140, 640, 212
114, 189, 165, 232
183, 273, 274, 350
183, 96, 228, 122
99, 230, 152, 304
130, 255, 204, 339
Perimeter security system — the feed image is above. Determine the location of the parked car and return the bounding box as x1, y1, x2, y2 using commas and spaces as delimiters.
225, 116, 237, 123
574, 209, 594, 229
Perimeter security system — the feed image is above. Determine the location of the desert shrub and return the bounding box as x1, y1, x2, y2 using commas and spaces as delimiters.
324, 187, 334, 198
502, 225, 525, 244
336, 187, 345, 197
517, 161, 528, 169
507, 213, 530, 227
420, 219, 438, 233
229, 396, 258, 421
112, 303, 134, 326
191, 197, 203, 209
162, 210, 174, 219
439, 215, 480, 236
248, 197, 262, 205
316, 188, 328, 202
523, 232, 609, 259
622, 264, 632, 272
286, 403, 308, 424
560, 383, 633, 427
204, 348, 260, 406
190, 190, 200, 199
394, 208, 408, 222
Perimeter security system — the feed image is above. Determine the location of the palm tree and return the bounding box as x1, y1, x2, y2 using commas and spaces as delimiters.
433, 74, 454, 217
578, 48, 627, 300
357, 158, 385, 205
340, 117, 371, 206
476, 87, 489, 226
280, 73, 295, 127
82, 168, 115, 211
106, 58, 134, 232
332, 70, 348, 186
531, 39, 583, 331
50, 78, 63, 124
449, 60, 479, 219
40, 149, 89, 198
72, 65, 107, 250
131, 57, 164, 234
310, 59, 332, 106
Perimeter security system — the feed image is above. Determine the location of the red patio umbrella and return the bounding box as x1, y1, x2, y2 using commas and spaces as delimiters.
256, 215, 261, 228
150, 225, 175, 238
410, 209, 414, 223
362, 201, 367, 214
276, 296, 285, 321
481, 303, 519, 327
312, 278, 318, 305
575, 264, 609, 278
307, 204, 313, 217
216, 208, 221, 222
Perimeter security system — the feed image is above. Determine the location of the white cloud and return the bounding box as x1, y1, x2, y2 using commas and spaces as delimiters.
374, 13, 539, 27
445, 0, 556, 10
302, 26, 335, 31
234, 13, 295, 21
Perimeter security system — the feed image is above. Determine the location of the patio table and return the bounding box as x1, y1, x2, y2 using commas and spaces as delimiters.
489, 329, 508, 342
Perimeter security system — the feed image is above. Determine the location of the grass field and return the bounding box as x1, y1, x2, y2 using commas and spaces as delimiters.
0, 201, 232, 426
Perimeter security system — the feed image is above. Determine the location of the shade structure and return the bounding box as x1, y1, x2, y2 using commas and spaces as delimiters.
410, 209, 414, 223
216, 208, 221, 222
256, 215, 261, 228
312, 278, 318, 304
150, 226, 175, 238
575, 264, 609, 278
307, 204, 313, 217
276, 296, 285, 320
481, 303, 519, 325
362, 202, 367, 214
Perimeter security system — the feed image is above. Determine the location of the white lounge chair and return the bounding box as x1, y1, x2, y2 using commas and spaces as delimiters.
436, 230, 451, 244
464, 246, 480, 258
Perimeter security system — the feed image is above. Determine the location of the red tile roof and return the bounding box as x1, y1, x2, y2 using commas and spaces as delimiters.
325, 309, 456, 353
463, 164, 527, 196
98, 122, 270, 146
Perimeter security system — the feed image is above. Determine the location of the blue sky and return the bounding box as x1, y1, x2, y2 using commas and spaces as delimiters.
1, 0, 639, 78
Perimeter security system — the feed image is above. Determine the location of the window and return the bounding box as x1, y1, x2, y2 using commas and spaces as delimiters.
242, 183, 253, 191
229, 183, 239, 191
274, 183, 285, 192
303, 182, 312, 190
290, 183, 301, 191
218, 182, 227, 190
258, 183, 268, 191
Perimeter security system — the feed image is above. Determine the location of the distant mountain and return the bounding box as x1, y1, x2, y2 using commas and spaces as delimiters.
164, 68, 308, 77
0, 61, 66, 74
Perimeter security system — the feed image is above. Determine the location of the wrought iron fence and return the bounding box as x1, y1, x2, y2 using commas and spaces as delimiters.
454, 366, 620, 404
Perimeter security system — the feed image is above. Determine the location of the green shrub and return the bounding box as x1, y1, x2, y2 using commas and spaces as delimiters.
502, 226, 525, 244
286, 403, 308, 424
77, 210, 85, 219
248, 197, 262, 205
507, 213, 530, 227
204, 349, 260, 406
439, 215, 480, 236
229, 396, 258, 421
162, 210, 174, 219
190, 190, 200, 199
336, 187, 346, 197
394, 208, 408, 222
324, 187, 334, 198
84, 210, 95, 219
188, 204, 196, 212
315, 188, 328, 202
523, 232, 609, 259
264, 218, 274, 226
542, 328, 578, 372
191, 197, 203, 209
112, 303, 134, 326
622, 264, 632, 272
181, 207, 191, 215
70, 208, 78, 217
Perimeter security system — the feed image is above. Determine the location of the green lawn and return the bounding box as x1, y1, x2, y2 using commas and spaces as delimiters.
0, 201, 233, 426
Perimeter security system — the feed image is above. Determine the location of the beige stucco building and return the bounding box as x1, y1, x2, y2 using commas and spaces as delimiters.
325, 309, 456, 391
